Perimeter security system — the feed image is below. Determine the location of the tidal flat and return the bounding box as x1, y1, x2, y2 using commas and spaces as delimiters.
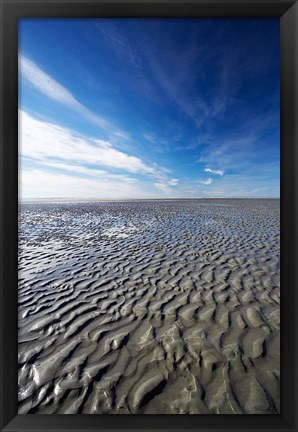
18, 199, 280, 414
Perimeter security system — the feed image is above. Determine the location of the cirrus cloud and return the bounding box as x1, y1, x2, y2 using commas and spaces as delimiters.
204, 168, 224, 176
20, 110, 160, 176
19, 110, 179, 199
19, 54, 126, 137
200, 178, 213, 185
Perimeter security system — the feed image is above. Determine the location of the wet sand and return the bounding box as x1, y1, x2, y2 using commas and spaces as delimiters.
18, 199, 280, 414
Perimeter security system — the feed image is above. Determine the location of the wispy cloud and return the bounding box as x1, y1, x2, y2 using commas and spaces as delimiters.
154, 178, 179, 193
139, 32, 237, 130
200, 174, 278, 198
204, 168, 224, 176
18, 20, 279, 199
197, 134, 262, 171
19, 111, 156, 174
92, 139, 157, 175
38, 161, 136, 183
154, 183, 170, 193
19, 110, 178, 198
246, 187, 268, 195
20, 168, 143, 199
113, 130, 131, 140
96, 22, 143, 74
94, 22, 157, 102
19, 54, 112, 131
200, 178, 213, 185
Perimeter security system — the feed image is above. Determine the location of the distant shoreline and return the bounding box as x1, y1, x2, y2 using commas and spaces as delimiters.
19, 197, 280, 205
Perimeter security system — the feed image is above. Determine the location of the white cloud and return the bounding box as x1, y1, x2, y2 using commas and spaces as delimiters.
92, 139, 158, 174
19, 110, 158, 176
154, 182, 170, 193
154, 178, 179, 193
38, 161, 136, 183
200, 178, 213, 185
20, 168, 143, 199
19, 55, 78, 106
204, 168, 224, 176
19, 54, 111, 130
19, 110, 178, 199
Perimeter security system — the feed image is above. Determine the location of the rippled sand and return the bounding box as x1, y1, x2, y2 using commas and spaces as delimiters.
18, 199, 280, 414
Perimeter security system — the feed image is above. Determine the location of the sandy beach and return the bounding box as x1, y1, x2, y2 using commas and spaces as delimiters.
18, 199, 280, 414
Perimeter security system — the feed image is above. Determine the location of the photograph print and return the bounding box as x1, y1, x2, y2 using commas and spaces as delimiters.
18, 18, 280, 414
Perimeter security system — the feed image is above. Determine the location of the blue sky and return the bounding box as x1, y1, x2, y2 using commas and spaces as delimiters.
19, 18, 280, 199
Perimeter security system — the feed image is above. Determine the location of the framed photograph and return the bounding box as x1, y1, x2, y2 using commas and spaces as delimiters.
1, 1, 297, 431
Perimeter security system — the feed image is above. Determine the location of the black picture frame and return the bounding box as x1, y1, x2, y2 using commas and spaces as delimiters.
0, 1, 297, 431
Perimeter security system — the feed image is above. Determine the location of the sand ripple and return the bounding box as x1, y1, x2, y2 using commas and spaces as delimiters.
18, 199, 280, 414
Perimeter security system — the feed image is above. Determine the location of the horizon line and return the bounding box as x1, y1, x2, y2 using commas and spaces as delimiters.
19, 196, 280, 203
